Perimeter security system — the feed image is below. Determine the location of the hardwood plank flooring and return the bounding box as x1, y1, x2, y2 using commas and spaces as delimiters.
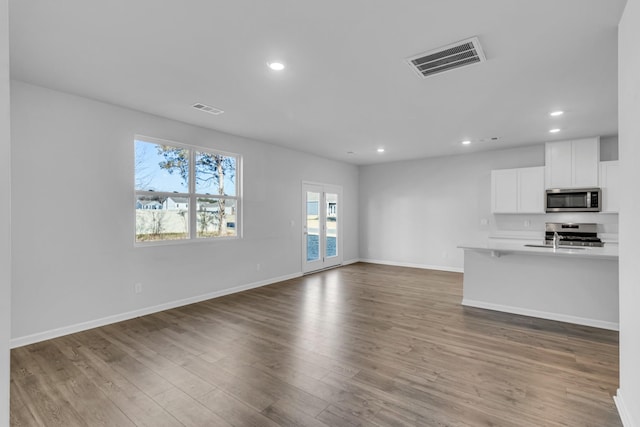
10, 263, 621, 426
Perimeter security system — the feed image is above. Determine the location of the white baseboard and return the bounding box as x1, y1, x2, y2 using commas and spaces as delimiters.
462, 298, 619, 331
10, 272, 303, 349
615, 389, 637, 427
359, 258, 463, 273
342, 258, 361, 266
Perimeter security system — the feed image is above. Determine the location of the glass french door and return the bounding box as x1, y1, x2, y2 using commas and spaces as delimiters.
302, 183, 342, 273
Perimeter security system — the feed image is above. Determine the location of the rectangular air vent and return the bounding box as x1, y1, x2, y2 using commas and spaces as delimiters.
407, 37, 486, 78
192, 103, 224, 115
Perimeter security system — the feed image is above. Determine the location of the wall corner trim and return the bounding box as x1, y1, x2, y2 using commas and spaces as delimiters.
614, 389, 637, 427
10, 271, 303, 349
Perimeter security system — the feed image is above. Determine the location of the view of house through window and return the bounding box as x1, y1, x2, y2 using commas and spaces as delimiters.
135, 137, 240, 243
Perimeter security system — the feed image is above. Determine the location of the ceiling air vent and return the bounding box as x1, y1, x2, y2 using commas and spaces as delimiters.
192, 103, 224, 115
407, 37, 486, 78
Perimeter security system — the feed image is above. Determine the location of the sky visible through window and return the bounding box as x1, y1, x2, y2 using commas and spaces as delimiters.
135, 140, 235, 194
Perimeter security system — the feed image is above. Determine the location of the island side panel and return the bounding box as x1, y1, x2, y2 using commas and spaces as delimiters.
461, 249, 619, 330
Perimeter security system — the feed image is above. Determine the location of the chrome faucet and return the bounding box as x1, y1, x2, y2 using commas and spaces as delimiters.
552, 231, 560, 249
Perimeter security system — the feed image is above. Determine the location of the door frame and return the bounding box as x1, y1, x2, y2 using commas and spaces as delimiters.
301, 181, 343, 274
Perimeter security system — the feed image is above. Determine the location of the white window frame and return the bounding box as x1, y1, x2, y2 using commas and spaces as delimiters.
134, 135, 242, 246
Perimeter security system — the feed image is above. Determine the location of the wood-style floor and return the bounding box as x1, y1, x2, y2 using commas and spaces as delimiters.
10, 263, 621, 426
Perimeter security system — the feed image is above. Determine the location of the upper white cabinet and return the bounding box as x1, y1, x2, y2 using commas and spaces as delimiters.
518, 167, 545, 213
545, 137, 600, 189
599, 160, 620, 213
491, 166, 545, 214
545, 141, 572, 188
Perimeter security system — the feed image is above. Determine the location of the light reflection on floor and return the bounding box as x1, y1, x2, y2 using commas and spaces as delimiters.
296, 270, 345, 361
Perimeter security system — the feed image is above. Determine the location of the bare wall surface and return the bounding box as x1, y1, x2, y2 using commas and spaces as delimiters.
0, 0, 10, 424
10, 81, 359, 342
600, 135, 619, 161
617, 0, 640, 425
359, 145, 543, 270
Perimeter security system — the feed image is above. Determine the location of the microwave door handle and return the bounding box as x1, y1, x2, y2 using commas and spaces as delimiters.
587, 192, 591, 208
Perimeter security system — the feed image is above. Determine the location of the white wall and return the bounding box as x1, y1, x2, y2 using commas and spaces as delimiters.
617, 0, 640, 425
601, 135, 619, 161
359, 144, 618, 271
10, 81, 359, 343
0, 0, 10, 424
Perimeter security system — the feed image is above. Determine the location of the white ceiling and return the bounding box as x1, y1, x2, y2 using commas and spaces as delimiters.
8, 0, 627, 165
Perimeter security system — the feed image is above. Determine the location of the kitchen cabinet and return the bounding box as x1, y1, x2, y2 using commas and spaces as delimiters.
545, 137, 600, 189
491, 166, 545, 214
517, 166, 545, 213
599, 160, 620, 213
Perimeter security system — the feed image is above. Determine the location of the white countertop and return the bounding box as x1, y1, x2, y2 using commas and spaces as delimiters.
458, 241, 619, 260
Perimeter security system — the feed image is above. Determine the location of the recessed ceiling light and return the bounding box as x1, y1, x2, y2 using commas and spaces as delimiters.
377, 148, 385, 153
267, 61, 285, 71
461, 140, 471, 145
549, 128, 561, 133
550, 111, 564, 117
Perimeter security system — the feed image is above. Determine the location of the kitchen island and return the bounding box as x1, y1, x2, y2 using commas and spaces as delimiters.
459, 242, 619, 330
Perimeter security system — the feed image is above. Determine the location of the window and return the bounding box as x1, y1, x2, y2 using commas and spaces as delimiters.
134, 136, 240, 243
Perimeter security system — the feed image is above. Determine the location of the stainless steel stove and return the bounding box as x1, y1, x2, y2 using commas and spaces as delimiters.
544, 223, 603, 247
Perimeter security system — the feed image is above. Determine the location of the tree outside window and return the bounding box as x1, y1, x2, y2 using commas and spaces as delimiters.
134, 137, 240, 243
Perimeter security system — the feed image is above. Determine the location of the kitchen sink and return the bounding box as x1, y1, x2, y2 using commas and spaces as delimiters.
524, 244, 585, 250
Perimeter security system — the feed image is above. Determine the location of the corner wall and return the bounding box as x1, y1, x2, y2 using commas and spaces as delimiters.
10, 81, 359, 344
616, 0, 640, 425
0, 0, 10, 424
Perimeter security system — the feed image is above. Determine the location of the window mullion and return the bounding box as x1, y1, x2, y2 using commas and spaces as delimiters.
189, 149, 196, 239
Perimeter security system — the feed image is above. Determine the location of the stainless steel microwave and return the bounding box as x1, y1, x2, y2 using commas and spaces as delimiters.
545, 188, 601, 212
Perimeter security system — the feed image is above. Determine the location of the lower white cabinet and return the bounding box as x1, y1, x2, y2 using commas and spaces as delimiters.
491, 166, 545, 214
599, 160, 620, 213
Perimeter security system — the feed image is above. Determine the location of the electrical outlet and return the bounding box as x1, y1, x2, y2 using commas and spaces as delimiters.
134, 283, 142, 294
524, 220, 531, 228
480, 218, 489, 226
256, 263, 261, 271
